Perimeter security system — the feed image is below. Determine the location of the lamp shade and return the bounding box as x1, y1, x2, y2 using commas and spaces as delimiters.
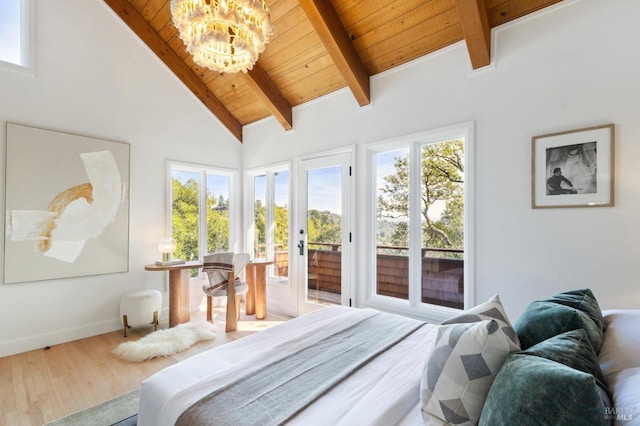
156, 238, 185, 266
158, 238, 177, 254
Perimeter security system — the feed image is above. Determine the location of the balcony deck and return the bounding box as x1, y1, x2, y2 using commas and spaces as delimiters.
273, 244, 464, 309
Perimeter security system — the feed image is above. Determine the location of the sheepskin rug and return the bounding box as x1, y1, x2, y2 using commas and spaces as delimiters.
112, 321, 215, 362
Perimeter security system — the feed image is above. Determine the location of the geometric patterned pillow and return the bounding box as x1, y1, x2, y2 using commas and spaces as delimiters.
441, 295, 521, 352
420, 320, 512, 425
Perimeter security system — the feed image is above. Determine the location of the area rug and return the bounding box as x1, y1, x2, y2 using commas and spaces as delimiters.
112, 321, 215, 362
46, 389, 138, 426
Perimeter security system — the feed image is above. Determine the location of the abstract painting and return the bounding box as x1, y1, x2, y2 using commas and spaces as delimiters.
4, 123, 130, 283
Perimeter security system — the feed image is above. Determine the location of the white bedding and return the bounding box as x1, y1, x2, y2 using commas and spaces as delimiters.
137, 306, 436, 426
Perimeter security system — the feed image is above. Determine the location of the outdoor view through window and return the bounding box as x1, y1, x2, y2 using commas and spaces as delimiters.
170, 165, 230, 276
0, 0, 25, 67
375, 139, 465, 309
253, 170, 290, 280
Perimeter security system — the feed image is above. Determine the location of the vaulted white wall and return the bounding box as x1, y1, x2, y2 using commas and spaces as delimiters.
1, 0, 639, 358
244, 0, 640, 320
0, 0, 241, 357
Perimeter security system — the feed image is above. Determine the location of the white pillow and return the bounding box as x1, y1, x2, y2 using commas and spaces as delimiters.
598, 310, 640, 423
420, 320, 511, 425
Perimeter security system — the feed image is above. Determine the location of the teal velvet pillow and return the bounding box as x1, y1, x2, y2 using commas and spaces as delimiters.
514, 301, 603, 351
521, 329, 608, 392
545, 289, 606, 333
479, 353, 609, 426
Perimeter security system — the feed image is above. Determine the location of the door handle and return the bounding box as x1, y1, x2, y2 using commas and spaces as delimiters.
298, 240, 304, 256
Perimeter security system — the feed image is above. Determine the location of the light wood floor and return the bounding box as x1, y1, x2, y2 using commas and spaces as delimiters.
0, 304, 291, 426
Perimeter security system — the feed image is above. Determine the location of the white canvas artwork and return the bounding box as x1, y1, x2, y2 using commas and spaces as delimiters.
4, 123, 130, 283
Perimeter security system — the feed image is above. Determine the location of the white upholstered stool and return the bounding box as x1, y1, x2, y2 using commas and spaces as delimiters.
119, 289, 162, 337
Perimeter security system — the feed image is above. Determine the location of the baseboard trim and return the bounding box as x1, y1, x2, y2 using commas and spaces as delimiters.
0, 307, 173, 358
0, 318, 122, 358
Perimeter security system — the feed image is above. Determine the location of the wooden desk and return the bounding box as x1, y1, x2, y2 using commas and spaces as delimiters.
144, 261, 202, 327
245, 259, 273, 320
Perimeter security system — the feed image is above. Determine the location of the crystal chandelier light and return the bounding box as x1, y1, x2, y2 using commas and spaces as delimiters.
170, 0, 272, 74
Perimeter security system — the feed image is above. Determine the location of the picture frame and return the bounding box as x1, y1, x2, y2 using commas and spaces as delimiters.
4, 123, 130, 284
531, 124, 614, 209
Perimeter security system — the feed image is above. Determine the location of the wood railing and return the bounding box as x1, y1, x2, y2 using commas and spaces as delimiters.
270, 243, 464, 309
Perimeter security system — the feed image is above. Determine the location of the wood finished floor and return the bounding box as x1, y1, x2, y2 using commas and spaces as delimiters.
0, 304, 291, 426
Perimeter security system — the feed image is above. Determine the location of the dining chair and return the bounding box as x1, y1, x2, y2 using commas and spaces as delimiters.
201, 252, 250, 332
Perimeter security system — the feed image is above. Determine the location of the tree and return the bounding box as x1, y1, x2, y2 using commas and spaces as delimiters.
254, 199, 266, 256
274, 204, 289, 246
307, 210, 341, 245
171, 177, 230, 261
171, 177, 199, 261
378, 140, 464, 250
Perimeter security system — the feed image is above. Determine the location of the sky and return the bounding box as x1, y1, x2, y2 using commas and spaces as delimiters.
253, 167, 342, 214
173, 170, 230, 199
253, 169, 345, 214
173, 152, 446, 219
375, 147, 446, 221
253, 171, 290, 207
252, 157, 405, 216
307, 166, 341, 214
0, 0, 22, 65
376, 149, 407, 190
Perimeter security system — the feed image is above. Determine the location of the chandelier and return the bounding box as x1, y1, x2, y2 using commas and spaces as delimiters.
170, 0, 272, 74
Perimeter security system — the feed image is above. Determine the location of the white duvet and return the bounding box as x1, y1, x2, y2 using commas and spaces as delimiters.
137, 306, 437, 426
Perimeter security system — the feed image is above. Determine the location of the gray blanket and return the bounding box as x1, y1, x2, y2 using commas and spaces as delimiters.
176, 311, 425, 426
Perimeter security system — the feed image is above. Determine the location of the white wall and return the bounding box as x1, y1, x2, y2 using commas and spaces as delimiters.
2, 0, 638, 358
244, 0, 640, 321
0, 0, 241, 357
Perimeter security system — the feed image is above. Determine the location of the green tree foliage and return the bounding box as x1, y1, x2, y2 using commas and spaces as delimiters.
207, 194, 229, 254
391, 221, 409, 248
171, 177, 229, 262
253, 201, 290, 256
308, 209, 341, 246
254, 200, 266, 257
171, 177, 199, 261
274, 204, 289, 245
378, 140, 464, 250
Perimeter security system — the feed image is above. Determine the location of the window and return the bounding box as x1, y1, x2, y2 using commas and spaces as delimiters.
247, 164, 290, 281
168, 162, 236, 268
367, 123, 474, 321
0, 0, 33, 71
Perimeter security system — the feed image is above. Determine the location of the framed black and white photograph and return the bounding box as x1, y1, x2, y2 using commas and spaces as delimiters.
532, 124, 614, 209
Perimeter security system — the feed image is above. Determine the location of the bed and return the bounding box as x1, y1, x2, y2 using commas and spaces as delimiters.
137, 290, 639, 426
138, 306, 436, 426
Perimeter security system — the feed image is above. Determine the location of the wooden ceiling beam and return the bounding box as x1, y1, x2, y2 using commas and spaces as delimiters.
455, 0, 492, 69
299, 0, 371, 106
243, 65, 293, 130
102, 0, 243, 142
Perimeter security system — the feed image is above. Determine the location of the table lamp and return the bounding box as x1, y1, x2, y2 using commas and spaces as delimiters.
155, 238, 185, 266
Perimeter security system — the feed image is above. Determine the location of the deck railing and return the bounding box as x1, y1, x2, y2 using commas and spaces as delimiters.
268, 243, 464, 309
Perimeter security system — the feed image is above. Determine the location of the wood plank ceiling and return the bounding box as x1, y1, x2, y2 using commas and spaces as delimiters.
103, 0, 562, 142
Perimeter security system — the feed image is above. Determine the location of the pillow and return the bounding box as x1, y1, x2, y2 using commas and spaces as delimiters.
420, 320, 511, 425
441, 294, 520, 351
479, 353, 609, 426
514, 301, 603, 351
599, 310, 640, 378
546, 289, 606, 333
522, 329, 608, 392
598, 310, 640, 423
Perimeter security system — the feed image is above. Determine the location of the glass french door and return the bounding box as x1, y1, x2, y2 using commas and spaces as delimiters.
297, 152, 352, 315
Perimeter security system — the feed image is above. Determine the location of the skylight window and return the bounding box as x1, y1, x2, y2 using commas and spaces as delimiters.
0, 0, 32, 71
